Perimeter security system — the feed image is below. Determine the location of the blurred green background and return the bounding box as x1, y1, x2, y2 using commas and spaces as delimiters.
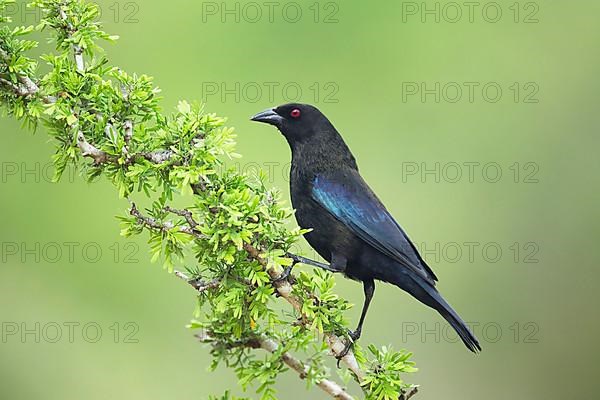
1, 0, 599, 398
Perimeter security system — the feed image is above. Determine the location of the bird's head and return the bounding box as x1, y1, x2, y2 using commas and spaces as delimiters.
251, 103, 330, 145
251, 103, 358, 169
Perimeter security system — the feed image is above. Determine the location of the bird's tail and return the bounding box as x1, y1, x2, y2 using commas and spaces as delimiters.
401, 276, 482, 353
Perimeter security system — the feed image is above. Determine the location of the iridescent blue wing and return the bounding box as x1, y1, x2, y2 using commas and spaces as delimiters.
312, 171, 437, 284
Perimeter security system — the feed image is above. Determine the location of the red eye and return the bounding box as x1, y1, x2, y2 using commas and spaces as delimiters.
290, 109, 301, 118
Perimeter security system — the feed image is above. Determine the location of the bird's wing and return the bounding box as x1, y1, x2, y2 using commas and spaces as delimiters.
311, 171, 438, 284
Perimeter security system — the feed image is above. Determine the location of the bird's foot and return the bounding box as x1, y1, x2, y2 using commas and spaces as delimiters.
272, 263, 296, 283
335, 329, 361, 368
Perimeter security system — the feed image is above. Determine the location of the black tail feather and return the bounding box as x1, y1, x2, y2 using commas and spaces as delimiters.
435, 296, 482, 353
405, 276, 482, 353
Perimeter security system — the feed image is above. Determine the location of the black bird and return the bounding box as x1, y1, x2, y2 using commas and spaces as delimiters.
251, 103, 481, 355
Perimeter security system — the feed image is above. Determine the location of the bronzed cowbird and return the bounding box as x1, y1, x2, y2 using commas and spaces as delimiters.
251, 103, 481, 356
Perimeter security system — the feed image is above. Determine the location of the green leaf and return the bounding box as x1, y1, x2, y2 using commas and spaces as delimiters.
66, 114, 78, 126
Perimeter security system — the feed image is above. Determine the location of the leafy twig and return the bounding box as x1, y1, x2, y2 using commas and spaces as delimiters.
177, 270, 355, 400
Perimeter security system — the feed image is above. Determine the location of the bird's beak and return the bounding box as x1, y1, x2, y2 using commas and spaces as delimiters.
251, 108, 283, 127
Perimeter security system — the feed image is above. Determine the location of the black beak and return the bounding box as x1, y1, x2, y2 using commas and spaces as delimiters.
251, 108, 283, 126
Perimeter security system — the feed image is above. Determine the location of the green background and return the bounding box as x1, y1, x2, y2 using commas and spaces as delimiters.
1, 0, 599, 398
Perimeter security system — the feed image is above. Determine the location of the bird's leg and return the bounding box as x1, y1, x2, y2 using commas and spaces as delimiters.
337, 279, 375, 365
278, 252, 346, 283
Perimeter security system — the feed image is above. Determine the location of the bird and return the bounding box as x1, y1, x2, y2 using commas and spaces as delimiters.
251, 103, 481, 357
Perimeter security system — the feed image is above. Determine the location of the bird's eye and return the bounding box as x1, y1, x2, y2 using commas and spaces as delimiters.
290, 109, 301, 119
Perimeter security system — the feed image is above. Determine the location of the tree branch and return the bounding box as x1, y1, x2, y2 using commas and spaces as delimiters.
0, 76, 32, 96
174, 270, 220, 293
129, 202, 208, 240
260, 337, 354, 400
76, 130, 110, 164
400, 387, 419, 400
1, 48, 177, 167
164, 206, 199, 229
123, 119, 133, 146
0, 47, 41, 97
129, 201, 367, 382
242, 243, 366, 382
143, 150, 176, 164
176, 270, 355, 400
57, 6, 85, 72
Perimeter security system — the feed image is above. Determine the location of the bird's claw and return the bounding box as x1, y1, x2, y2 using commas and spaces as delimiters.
272, 264, 295, 283
335, 329, 360, 368
348, 329, 361, 342
336, 342, 353, 368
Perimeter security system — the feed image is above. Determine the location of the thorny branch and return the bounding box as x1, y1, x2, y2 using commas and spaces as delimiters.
400, 387, 419, 400
76, 130, 110, 164
164, 206, 199, 229
242, 243, 366, 381
173, 271, 220, 293
129, 201, 365, 380
0, 47, 41, 98
57, 6, 85, 72
176, 270, 355, 400
129, 202, 208, 240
